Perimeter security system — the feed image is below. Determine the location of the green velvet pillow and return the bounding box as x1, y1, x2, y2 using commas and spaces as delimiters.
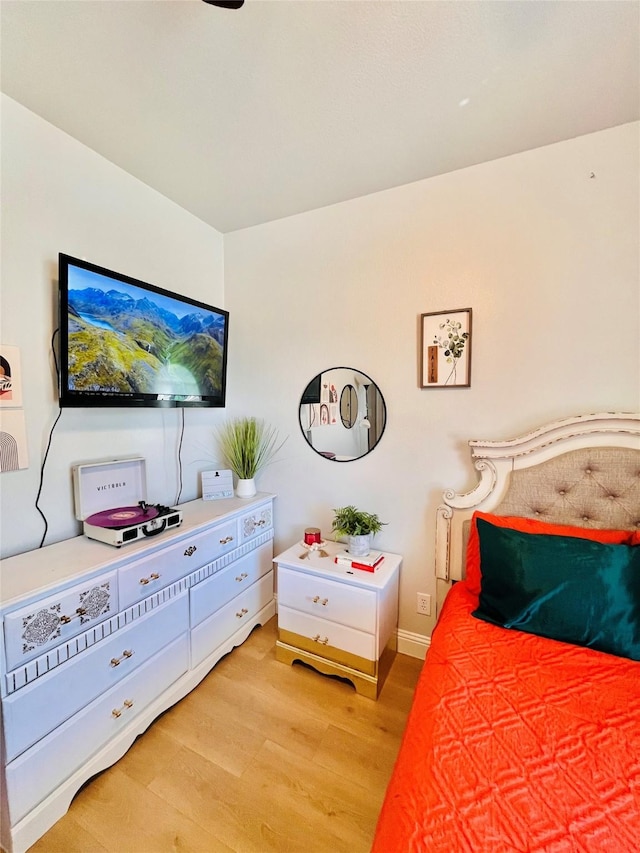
472, 518, 640, 661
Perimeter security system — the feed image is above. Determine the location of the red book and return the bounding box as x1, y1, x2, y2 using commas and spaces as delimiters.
334, 554, 385, 572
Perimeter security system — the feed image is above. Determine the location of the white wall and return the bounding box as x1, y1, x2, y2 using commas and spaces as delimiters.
2, 97, 638, 644
224, 122, 639, 642
0, 95, 226, 558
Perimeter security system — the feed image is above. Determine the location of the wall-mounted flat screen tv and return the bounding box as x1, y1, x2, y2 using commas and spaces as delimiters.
58, 253, 229, 408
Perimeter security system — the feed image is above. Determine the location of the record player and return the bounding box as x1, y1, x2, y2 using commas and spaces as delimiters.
73, 457, 183, 547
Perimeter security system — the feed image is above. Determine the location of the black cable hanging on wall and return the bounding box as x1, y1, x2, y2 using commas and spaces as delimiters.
175, 407, 186, 507
36, 329, 63, 548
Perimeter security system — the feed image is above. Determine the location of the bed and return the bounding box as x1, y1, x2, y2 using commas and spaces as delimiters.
373, 412, 640, 853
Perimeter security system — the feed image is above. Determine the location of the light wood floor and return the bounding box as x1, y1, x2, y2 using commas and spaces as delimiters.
28, 617, 423, 853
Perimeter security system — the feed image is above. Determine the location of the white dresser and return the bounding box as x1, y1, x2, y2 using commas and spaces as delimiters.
0, 494, 275, 853
274, 540, 400, 699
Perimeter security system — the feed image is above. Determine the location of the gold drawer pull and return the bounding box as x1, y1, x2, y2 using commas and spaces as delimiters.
235, 608, 249, 618
139, 572, 161, 585
110, 649, 134, 667
312, 596, 328, 606
254, 519, 266, 527
184, 545, 197, 557
111, 699, 134, 719
60, 607, 86, 624
235, 572, 249, 582
220, 536, 234, 544
312, 634, 329, 645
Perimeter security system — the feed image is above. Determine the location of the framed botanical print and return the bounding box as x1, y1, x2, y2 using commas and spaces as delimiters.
420, 309, 472, 388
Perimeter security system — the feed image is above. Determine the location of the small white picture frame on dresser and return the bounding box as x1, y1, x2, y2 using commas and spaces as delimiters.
202, 468, 234, 500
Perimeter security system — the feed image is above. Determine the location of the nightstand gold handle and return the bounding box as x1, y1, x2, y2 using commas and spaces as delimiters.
312, 596, 328, 606
220, 536, 234, 544
235, 608, 249, 618
235, 572, 249, 582
111, 699, 134, 718
139, 572, 161, 585
312, 634, 329, 645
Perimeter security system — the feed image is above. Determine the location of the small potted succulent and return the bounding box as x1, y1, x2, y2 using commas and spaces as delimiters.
331, 505, 386, 557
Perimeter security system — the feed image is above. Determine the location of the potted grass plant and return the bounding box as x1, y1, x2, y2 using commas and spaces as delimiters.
331, 505, 386, 557
217, 417, 286, 497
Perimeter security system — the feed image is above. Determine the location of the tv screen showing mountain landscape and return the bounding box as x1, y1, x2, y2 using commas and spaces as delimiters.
63, 261, 227, 406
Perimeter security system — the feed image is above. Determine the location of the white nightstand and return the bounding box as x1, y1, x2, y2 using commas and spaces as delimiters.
273, 540, 401, 699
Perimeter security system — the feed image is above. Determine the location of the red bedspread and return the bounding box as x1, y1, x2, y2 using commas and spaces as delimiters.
373, 582, 640, 853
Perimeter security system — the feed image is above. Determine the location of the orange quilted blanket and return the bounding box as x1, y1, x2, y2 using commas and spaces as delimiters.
373, 582, 640, 853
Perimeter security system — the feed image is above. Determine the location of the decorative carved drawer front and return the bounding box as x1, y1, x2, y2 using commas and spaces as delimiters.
240, 505, 273, 542
3, 571, 118, 672
191, 571, 273, 669
118, 519, 237, 608
277, 605, 376, 665
3, 592, 188, 763
276, 567, 377, 633
5, 634, 189, 825
189, 541, 273, 628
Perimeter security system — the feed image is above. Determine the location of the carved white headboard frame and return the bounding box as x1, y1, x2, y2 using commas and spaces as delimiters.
435, 412, 640, 583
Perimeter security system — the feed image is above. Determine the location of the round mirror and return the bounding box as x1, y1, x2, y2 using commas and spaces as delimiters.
299, 367, 387, 461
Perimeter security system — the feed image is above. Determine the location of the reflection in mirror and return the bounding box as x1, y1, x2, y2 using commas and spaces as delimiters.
299, 368, 386, 461
340, 385, 357, 428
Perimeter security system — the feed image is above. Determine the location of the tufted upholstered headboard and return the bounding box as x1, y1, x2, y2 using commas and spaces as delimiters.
435, 412, 640, 583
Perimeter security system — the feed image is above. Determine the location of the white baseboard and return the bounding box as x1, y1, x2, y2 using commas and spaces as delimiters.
397, 629, 430, 660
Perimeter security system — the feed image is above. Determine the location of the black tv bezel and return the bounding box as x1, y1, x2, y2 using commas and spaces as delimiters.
58, 253, 229, 409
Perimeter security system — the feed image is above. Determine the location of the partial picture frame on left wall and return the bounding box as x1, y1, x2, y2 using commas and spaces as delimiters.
0, 344, 23, 407
0, 409, 29, 472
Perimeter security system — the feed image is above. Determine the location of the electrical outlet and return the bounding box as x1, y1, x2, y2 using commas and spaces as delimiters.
417, 592, 431, 616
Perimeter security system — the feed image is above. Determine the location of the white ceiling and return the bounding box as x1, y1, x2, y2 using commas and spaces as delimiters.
1, 0, 639, 233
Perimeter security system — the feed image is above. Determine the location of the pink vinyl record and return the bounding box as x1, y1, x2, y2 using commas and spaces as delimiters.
86, 505, 159, 528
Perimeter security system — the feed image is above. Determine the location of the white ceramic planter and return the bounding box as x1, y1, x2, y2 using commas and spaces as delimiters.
348, 534, 372, 557
236, 478, 257, 498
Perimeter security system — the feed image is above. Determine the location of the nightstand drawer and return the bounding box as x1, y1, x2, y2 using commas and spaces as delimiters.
278, 605, 376, 670
277, 566, 376, 632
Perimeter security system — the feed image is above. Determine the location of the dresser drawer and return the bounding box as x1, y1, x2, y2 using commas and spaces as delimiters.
240, 504, 273, 543
118, 519, 237, 608
4, 571, 118, 671
278, 605, 376, 668
276, 567, 377, 633
2, 592, 188, 762
189, 541, 272, 628
5, 633, 189, 825
191, 571, 273, 669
